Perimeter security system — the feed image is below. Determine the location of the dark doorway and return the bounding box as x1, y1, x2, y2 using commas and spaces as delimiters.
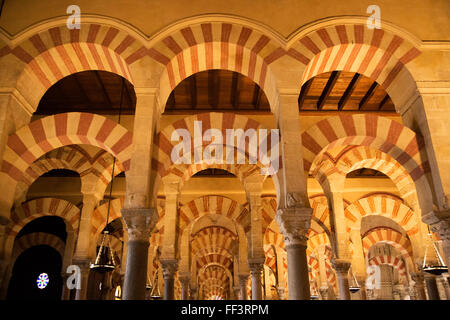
7, 245, 63, 300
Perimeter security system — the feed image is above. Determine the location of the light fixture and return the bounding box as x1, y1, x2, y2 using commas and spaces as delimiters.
422, 226, 448, 276
349, 268, 361, 293
150, 271, 162, 299
90, 78, 126, 273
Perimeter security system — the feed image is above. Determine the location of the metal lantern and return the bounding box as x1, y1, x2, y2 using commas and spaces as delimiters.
422, 227, 448, 276
90, 230, 116, 273
150, 272, 162, 299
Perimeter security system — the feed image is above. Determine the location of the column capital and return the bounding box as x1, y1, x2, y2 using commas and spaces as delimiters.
238, 274, 249, 285
332, 259, 351, 274
178, 272, 191, 284
161, 259, 178, 279
121, 207, 158, 241
275, 207, 313, 246
248, 257, 265, 275
423, 210, 450, 240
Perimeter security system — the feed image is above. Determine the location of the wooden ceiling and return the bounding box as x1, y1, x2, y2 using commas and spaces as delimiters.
36, 69, 396, 116
36, 70, 136, 115
298, 71, 396, 112
164, 70, 271, 113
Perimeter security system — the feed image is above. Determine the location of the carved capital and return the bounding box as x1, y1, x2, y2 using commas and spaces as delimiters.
332, 259, 351, 274
275, 207, 313, 246
238, 274, 249, 286
121, 208, 158, 242
248, 257, 265, 275
161, 259, 178, 279
178, 272, 191, 286
423, 210, 450, 241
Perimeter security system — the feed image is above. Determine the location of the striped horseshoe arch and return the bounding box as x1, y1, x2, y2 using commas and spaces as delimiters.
154, 112, 272, 179
362, 227, 414, 261
0, 23, 145, 107
288, 23, 420, 92
312, 146, 419, 208
2, 112, 133, 183
5, 198, 80, 255
178, 195, 249, 231
345, 195, 419, 237
301, 114, 428, 181
148, 21, 284, 111
11, 232, 65, 263
91, 197, 125, 239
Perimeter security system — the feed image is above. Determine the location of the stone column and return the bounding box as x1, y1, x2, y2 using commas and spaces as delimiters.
333, 259, 351, 300
410, 272, 427, 300
161, 259, 178, 300
190, 285, 198, 300
179, 273, 190, 300
277, 286, 286, 300
356, 276, 367, 300
378, 264, 394, 299
424, 273, 440, 300
319, 287, 328, 300
238, 274, 249, 300
248, 258, 264, 300
121, 208, 158, 300
276, 207, 313, 300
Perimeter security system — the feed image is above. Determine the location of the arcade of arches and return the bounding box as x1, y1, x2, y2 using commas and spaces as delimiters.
0, 0, 449, 301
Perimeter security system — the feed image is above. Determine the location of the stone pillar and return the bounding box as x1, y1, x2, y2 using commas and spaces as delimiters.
333, 259, 351, 300
410, 272, 427, 300
319, 286, 328, 300
378, 264, 394, 299
190, 285, 198, 300
121, 208, 158, 300
161, 259, 178, 300
233, 286, 240, 300
179, 273, 190, 300
424, 273, 440, 300
73, 194, 99, 259
276, 207, 313, 300
238, 274, 249, 300
356, 276, 367, 300
277, 286, 286, 300
248, 258, 264, 300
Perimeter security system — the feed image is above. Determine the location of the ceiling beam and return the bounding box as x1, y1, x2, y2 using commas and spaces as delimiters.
208, 70, 220, 108
317, 71, 340, 110
378, 93, 390, 111
252, 84, 262, 109
358, 82, 378, 110
94, 71, 113, 109
231, 72, 241, 109
189, 74, 197, 109
338, 73, 361, 110
298, 79, 312, 110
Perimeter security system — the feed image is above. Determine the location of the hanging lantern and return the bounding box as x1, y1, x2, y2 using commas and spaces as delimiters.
422, 228, 448, 276
150, 272, 162, 299
90, 78, 125, 274
90, 230, 116, 273
349, 271, 361, 293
